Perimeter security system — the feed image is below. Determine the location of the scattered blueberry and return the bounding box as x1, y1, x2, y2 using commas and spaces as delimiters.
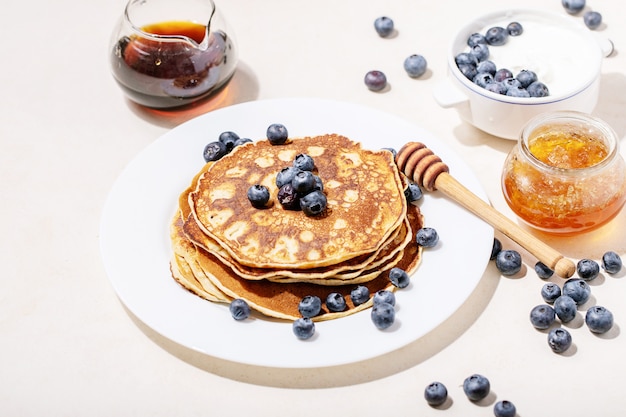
371, 302, 395, 330
374, 16, 394, 37
535, 261, 554, 279
276, 166, 301, 188
602, 251, 622, 274
404, 182, 423, 203
203, 141, 228, 162
494, 400, 517, 417
247, 184, 271, 208
554, 295, 577, 323
416, 227, 439, 248
424, 382, 448, 407
350, 285, 370, 306
364, 70, 387, 91
547, 327, 572, 353
404, 54, 428, 78
463, 374, 491, 401
507, 22, 523, 36
467, 33, 487, 47
530, 304, 557, 330
485, 26, 508, 46
229, 298, 251, 320
585, 305, 614, 334
293, 153, 315, 171
292, 170, 315, 194
218, 130, 239, 151
527, 81, 550, 97
541, 282, 562, 304
562, 0, 586, 14
516, 69, 538, 88
469, 43, 490, 62
389, 267, 410, 288
490, 238, 502, 261
326, 292, 347, 312
373, 290, 396, 306
298, 295, 322, 318
266, 123, 289, 145
562, 278, 591, 306
292, 317, 315, 340
583, 11, 602, 29
495, 249, 522, 276
577, 259, 600, 280
277, 183, 300, 210
299, 190, 327, 216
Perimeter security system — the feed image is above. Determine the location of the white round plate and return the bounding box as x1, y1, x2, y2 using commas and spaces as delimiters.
100, 98, 493, 368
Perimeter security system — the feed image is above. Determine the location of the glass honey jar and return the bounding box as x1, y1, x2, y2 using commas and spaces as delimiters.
501, 111, 626, 235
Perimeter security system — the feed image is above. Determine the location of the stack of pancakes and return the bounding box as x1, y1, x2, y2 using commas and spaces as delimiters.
170, 134, 424, 321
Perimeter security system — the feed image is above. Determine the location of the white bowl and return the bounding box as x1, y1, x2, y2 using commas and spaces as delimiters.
433, 9, 612, 140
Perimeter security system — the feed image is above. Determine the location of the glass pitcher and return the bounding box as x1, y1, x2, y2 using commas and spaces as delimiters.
109, 0, 238, 109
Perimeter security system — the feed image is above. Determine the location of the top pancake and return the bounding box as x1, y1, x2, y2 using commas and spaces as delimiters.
189, 134, 407, 269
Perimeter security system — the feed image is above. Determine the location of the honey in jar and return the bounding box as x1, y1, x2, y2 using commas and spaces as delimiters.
502, 111, 626, 235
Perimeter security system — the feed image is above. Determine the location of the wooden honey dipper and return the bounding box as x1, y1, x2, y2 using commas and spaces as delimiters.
396, 142, 576, 278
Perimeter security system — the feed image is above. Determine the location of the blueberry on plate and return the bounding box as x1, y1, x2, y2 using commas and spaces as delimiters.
291, 170, 315, 194
203, 140, 228, 162
506, 22, 523, 36
218, 130, 239, 151
541, 282, 561, 304
554, 295, 577, 323
389, 267, 410, 288
490, 238, 502, 261
403, 54, 428, 78
424, 381, 448, 407
229, 299, 251, 321
485, 26, 508, 46
292, 317, 315, 340
373, 290, 396, 306
583, 11, 602, 29
299, 190, 327, 216
326, 292, 346, 312
350, 285, 370, 306
298, 295, 322, 318
535, 261, 554, 279
577, 258, 600, 280
247, 184, 271, 208
276, 166, 301, 188
562, 0, 586, 14
364, 70, 387, 91
547, 327, 572, 353
495, 249, 522, 276
277, 183, 300, 210
602, 251, 622, 274
494, 400, 517, 417
404, 182, 423, 203
371, 302, 395, 330
374, 16, 394, 37
530, 304, 556, 330
266, 123, 289, 145
293, 153, 315, 171
585, 305, 614, 334
463, 374, 490, 401
416, 227, 439, 248
562, 278, 591, 306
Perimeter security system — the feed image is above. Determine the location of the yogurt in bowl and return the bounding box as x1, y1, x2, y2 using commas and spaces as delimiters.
434, 9, 611, 140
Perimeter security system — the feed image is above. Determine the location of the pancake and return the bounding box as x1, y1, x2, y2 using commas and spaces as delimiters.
188, 134, 408, 269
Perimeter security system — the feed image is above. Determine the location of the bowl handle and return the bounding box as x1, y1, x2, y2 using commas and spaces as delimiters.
432, 81, 468, 108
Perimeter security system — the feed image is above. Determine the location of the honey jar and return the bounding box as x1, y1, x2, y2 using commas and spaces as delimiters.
501, 111, 626, 235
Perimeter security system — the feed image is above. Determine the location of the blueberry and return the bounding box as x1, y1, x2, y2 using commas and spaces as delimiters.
350, 285, 370, 306
470, 43, 490, 63
374, 16, 394, 37
371, 302, 395, 330
203, 140, 228, 162
373, 290, 396, 306
292, 317, 315, 340
312, 175, 324, 192
583, 11, 602, 30
477, 60, 497, 75
535, 261, 554, 279
585, 305, 614, 334
515, 70, 538, 88
416, 227, 439, 248
485, 26, 508, 46
541, 282, 562, 304
277, 183, 300, 210
602, 251, 623, 274
562, 0, 586, 14
467, 32, 487, 47
229, 298, 251, 320
293, 153, 315, 171
494, 68, 513, 82
463, 374, 490, 401
292, 170, 315, 194
404, 182, 423, 203
577, 258, 600, 280
527, 81, 550, 97
485, 82, 508, 95
276, 166, 301, 188
457, 63, 478, 81
424, 382, 448, 407
501, 77, 522, 91
506, 86, 530, 98
266, 123, 288, 145
562, 278, 591, 306
507, 22, 523, 36
495, 249, 522, 276
299, 190, 327, 216
494, 400, 517, 417
218, 130, 239, 151
473, 72, 494, 88
381, 147, 397, 158
389, 267, 410, 288
364, 70, 387, 91
490, 238, 502, 261
326, 292, 347, 312
455, 52, 478, 67
298, 295, 322, 318
247, 184, 271, 208
554, 295, 577, 323
547, 328, 572, 353
530, 304, 557, 330
404, 54, 428, 78
234, 137, 253, 147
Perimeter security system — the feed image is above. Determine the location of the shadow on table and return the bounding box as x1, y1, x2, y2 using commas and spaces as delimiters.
126, 264, 501, 389
124, 60, 260, 129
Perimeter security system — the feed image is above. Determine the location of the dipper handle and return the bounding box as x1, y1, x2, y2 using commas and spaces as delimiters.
396, 142, 576, 278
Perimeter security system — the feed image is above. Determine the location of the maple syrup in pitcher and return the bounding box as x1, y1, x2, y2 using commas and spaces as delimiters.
110, 0, 237, 109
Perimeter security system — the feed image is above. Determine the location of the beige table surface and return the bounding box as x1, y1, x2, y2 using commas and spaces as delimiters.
2, 0, 626, 415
